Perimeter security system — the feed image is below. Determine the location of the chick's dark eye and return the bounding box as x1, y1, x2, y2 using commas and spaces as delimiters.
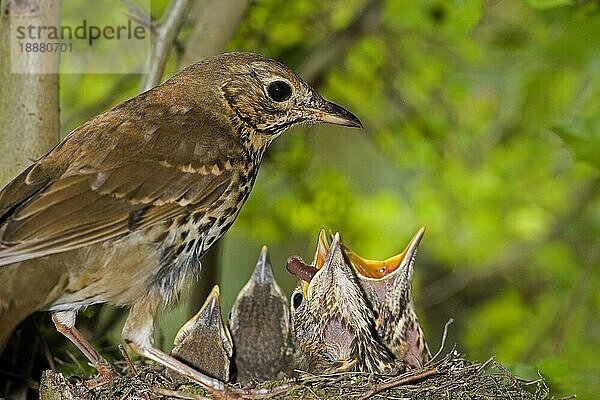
268, 81, 292, 102
292, 292, 304, 309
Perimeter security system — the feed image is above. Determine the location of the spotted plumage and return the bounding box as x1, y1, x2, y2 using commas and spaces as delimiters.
0, 52, 361, 397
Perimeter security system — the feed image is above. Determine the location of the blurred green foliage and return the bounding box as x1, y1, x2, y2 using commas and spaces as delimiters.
59, 0, 599, 397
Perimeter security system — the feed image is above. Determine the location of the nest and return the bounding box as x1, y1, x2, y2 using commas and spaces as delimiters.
39, 348, 559, 400
277, 349, 553, 400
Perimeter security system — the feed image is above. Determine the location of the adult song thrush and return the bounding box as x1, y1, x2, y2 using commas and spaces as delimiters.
0, 52, 361, 397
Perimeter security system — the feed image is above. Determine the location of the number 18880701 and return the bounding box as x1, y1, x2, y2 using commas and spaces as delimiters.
19, 42, 72, 53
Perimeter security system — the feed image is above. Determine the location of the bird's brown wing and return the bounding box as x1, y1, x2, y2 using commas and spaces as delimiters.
0, 153, 233, 267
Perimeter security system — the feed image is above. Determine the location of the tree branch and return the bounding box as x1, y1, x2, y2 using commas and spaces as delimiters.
141, 0, 191, 91
179, 0, 250, 67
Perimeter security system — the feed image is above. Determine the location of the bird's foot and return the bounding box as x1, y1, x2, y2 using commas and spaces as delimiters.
83, 359, 117, 389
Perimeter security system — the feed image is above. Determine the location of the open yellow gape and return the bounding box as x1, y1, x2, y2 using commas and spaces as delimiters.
309, 227, 425, 279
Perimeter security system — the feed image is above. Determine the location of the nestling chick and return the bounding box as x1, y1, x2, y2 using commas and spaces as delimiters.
287, 228, 431, 372
342, 227, 431, 368
169, 285, 232, 383
228, 246, 293, 383
289, 233, 396, 374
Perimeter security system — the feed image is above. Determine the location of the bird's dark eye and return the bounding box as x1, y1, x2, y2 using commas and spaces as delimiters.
292, 292, 304, 309
267, 81, 292, 102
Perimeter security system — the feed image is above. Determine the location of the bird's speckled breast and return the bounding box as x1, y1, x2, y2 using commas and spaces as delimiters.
149, 156, 261, 305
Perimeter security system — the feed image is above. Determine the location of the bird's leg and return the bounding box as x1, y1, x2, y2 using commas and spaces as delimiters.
128, 343, 295, 399
51, 311, 116, 388
123, 299, 293, 400
128, 342, 241, 398
123, 298, 244, 399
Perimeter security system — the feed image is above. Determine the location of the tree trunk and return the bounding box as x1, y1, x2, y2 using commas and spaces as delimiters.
0, 0, 61, 186
0, 1, 61, 398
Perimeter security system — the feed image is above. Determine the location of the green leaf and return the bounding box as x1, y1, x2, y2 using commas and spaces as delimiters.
553, 117, 600, 170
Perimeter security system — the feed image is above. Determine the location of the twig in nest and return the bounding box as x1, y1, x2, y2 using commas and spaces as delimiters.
118, 344, 137, 376
231, 382, 296, 399
476, 356, 495, 373
429, 318, 454, 363
306, 385, 320, 400
298, 369, 370, 384
118, 385, 133, 400
493, 359, 517, 385
40, 331, 56, 371
153, 387, 211, 399
357, 367, 440, 400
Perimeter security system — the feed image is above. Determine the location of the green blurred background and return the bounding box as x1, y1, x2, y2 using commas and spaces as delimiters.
58, 0, 599, 397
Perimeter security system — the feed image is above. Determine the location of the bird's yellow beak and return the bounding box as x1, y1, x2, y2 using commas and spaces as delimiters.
311, 229, 330, 268
174, 285, 222, 345
305, 232, 344, 301
343, 227, 426, 279
302, 229, 331, 297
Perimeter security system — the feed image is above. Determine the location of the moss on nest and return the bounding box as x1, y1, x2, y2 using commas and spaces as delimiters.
39, 349, 566, 400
